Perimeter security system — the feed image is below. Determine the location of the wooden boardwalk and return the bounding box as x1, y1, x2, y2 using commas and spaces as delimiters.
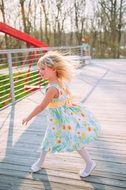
0, 59, 126, 190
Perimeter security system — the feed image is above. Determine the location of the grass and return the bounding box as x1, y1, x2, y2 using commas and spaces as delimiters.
0, 71, 48, 108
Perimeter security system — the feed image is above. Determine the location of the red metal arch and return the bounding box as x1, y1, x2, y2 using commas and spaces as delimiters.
0, 22, 48, 48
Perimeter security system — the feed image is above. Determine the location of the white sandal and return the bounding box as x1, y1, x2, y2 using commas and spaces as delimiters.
31, 161, 42, 173
80, 161, 96, 177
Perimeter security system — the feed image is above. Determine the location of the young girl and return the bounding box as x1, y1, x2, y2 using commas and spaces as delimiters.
22, 51, 101, 178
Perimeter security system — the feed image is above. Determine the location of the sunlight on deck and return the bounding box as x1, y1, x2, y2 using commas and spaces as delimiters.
0, 59, 126, 190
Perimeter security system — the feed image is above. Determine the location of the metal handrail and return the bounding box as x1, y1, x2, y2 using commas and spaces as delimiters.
0, 45, 88, 109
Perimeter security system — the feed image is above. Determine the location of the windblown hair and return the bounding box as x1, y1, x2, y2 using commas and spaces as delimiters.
38, 51, 74, 83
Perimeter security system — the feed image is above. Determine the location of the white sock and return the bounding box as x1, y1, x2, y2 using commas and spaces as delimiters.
35, 150, 47, 167
77, 147, 94, 173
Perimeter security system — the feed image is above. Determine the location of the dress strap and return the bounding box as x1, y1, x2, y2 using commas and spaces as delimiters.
49, 83, 59, 88
45, 83, 60, 93
46, 83, 59, 90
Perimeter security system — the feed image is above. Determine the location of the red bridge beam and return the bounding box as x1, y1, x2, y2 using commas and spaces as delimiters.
0, 22, 48, 48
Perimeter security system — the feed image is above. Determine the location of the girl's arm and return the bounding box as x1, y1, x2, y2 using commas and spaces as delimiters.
22, 87, 58, 125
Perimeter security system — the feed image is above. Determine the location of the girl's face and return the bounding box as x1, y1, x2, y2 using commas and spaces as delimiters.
38, 64, 56, 80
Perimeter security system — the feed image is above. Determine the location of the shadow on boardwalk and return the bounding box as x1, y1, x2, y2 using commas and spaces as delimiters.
1, 105, 52, 190
0, 59, 126, 189
1, 104, 125, 190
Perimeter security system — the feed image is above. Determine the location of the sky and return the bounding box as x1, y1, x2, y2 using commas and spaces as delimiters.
0, 0, 97, 34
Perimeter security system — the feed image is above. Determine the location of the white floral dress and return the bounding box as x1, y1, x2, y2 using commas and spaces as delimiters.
40, 83, 101, 153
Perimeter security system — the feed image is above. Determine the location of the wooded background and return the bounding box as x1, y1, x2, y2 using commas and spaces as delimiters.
0, 0, 126, 58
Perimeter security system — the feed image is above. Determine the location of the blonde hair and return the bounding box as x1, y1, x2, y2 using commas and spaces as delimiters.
38, 51, 74, 83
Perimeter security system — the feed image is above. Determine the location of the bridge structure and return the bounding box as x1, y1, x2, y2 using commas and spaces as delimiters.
0, 22, 48, 48
0, 56, 126, 189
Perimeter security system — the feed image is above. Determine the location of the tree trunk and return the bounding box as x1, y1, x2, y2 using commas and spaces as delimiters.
117, 0, 123, 58
20, 0, 27, 33
0, 0, 8, 48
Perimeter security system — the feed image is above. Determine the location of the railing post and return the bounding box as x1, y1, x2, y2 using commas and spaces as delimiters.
7, 52, 15, 103
80, 45, 83, 63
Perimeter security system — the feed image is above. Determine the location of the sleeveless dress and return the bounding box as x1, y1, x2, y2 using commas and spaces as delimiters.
40, 83, 101, 153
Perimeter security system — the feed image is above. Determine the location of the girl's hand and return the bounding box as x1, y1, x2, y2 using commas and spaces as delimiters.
22, 118, 29, 126
21, 87, 58, 126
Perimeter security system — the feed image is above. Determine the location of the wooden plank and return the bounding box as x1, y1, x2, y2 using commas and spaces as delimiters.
0, 167, 126, 190
1, 175, 124, 190
0, 59, 126, 190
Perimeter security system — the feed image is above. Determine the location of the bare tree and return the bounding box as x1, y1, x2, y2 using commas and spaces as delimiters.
0, 0, 8, 47
73, 0, 86, 44
48, 0, 67, 46
97, 0, 125, 58
40, 0, 50, 44
39, 2, 43, 41
19, 0, 32, 34
0, 0, 125, 56
117, 0, 124, 57
20, 0, 27, 33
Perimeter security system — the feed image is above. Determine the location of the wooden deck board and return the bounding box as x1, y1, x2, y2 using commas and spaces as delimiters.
0, 59, 126, 190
